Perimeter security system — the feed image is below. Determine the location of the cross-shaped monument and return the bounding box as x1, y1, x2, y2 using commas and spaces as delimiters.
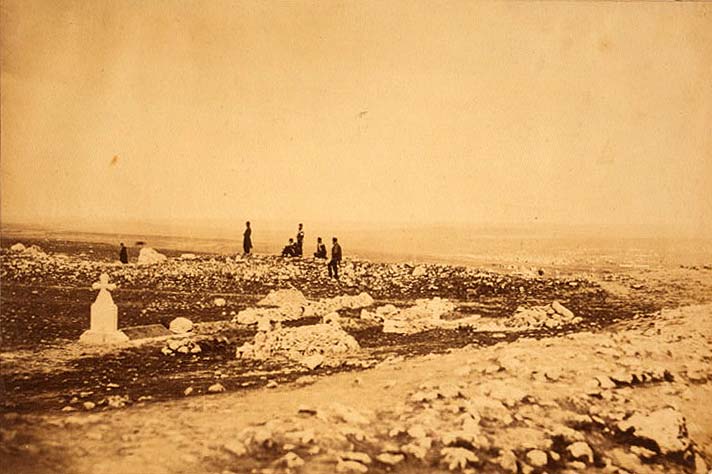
79, 273, 129, 344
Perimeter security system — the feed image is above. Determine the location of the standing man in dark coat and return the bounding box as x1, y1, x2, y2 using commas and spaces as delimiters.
328, 237, 342, 279
242, 221, 253, 257
119, 242, 129, 264
295, 223, 304, 257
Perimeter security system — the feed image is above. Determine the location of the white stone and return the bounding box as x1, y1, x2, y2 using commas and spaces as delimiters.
496, 449, 518, 473
323, 311, 340, 325
552, 301, 575, 319
526, 449, 548, 467
567, 441, 594, 464
213, 297, 226, 307
376, 453, 404, 465
169, 317, 193, 334
617, 408, 690, 454
302, 354, 324, 370
10, 243, 26, 252
336, 460, 369, 473
341, 452, 372, 465
80, 274, 128, 345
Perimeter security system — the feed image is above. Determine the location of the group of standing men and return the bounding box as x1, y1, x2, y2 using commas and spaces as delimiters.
242, 221, 343, 279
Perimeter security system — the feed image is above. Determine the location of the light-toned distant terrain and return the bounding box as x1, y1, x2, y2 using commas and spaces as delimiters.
1, 226, 711, 474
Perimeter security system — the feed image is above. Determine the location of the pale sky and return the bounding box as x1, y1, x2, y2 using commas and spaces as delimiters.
2, 1, 711, 236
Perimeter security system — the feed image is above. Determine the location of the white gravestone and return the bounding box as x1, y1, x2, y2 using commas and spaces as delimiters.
79, 273, 129, 344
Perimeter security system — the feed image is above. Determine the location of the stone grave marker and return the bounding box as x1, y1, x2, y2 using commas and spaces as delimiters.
79, 273, 129, 345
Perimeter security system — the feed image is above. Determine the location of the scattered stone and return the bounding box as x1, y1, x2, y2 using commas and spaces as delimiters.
440, 447, 478, 470
302, 354, 325, 370
82, 402, 96, 410
280, 452, 304, 468
223, 440, 247, 456
295, 375, 317, 386
162, 338, 201, 356
552, 300, 574, 319
208, 383, 226, 393
336, 460, 369, 473
595, 375, 617, 389
341, 452, 372, 465
526, 449, 548, 467
330, 403, 369, 425
106, 395, 129, 408
617, 408, 690, 454
567, 441, 594, 464
495, 449, 518, 473
376, 453, 405, 465
184, 387, 194, 396
630, 445, 656, 460
506, 301, 578, 330
213, 297, 227, 307
567, 460, 587, 470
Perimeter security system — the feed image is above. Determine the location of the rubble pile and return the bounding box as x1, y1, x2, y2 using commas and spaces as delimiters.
161, 338, 202, 356
303, 292, 375, 317
257, 288, 309, 308
9, 242, 47, 257
236, 323, 360, 366
137, 247, 168, 265
233, 306, 304, 325
359, 297, 456, 334
235, 290, 375, 326
505, 300, 582, 330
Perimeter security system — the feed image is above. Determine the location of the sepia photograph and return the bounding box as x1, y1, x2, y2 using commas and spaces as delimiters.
1, 1, 711, 473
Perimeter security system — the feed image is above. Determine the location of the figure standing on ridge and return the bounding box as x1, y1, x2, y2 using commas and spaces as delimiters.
295, 223, 304, 257
119, 242, 129, 264
243, 221, 253, 257
328, 237, 342, 279
282, 238, 297, 257
314, 237, 327, 259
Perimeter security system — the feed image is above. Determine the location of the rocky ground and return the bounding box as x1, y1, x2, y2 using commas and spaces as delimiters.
1, 238, 711, 473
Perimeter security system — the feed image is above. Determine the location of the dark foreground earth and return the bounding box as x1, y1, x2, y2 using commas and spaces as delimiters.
1, 237, 711, 474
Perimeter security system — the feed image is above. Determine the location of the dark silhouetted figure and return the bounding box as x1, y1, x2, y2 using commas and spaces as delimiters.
328, 237, 342, 279
314, 237, 327, 259
282, 238, 297, 257
243, 221, 252, 256
295, 223, 304, 257
119, 242, 129, 264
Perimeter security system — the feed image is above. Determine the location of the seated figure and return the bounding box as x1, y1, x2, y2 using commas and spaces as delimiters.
314, 237, 327, 259
282, 238, 297, 257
